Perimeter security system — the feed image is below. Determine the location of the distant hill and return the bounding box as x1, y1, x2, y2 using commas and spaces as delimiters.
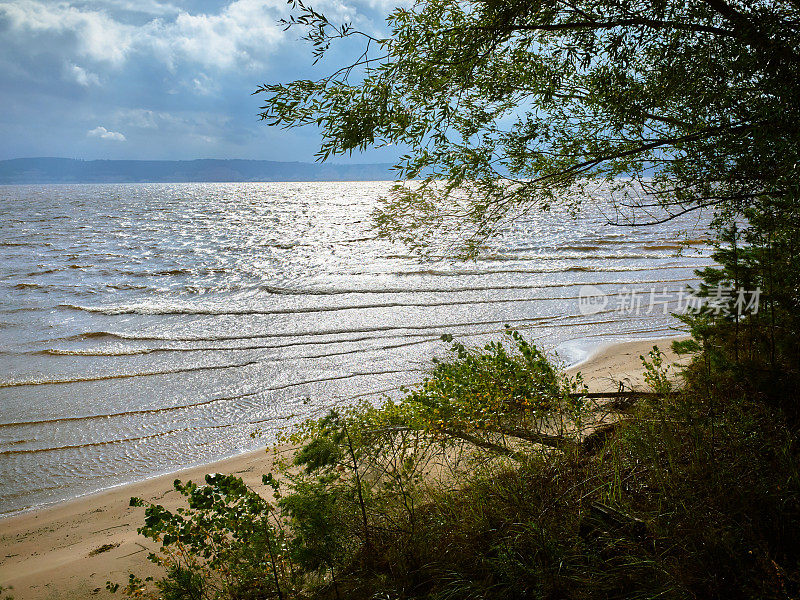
0, 158, 396, 184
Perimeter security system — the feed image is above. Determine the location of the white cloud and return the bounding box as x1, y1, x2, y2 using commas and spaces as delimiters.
111, 108, 242, 146
67, 63, 100, 86
189, 72, 217, 95
0, 0, 291, 71
87, 126, 126, 141
0, 0, 134, 65
144, 0, 289, 71
0, 0, 401, 159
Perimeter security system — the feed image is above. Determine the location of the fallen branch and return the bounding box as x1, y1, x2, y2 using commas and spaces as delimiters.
569, 391, 681, 399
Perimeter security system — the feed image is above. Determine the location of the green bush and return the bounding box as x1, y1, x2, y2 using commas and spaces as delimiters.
115, 331, 800, 599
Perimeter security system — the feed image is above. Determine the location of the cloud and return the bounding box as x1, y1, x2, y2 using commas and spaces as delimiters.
0, 0, 406, 161
0, 0, 134, 65
190, 73, 218, 96
362, 0, 413, 10
87, 126, 126, 141
0, 0, 290, 72
67, 63, 100, 86
149, 0, 287, 71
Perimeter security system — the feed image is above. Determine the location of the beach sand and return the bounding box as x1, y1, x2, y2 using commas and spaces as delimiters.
0, 447, 296, 600
0, 336, 687, 600
566, 336, 687, 391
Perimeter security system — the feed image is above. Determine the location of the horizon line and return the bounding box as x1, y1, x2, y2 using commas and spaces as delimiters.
0, 156, 396, 165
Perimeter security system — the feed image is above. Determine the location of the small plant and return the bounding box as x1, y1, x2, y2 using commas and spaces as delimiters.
640, 345, 673, 396
114, 473, 293, 599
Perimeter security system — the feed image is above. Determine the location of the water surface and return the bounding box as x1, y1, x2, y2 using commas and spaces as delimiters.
0, 182, 712, 514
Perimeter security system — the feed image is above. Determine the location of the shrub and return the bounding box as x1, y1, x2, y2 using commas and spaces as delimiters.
115, 330, 800, 599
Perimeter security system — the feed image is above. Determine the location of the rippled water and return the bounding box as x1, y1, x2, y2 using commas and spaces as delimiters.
0, 182, 713, 514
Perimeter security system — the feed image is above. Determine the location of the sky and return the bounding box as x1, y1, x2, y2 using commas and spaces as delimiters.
0, 0, 403, 162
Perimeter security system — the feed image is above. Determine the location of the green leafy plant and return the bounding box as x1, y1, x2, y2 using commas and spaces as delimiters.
640, 345, 674, 396
119, 474, 293, 599
118, 329, 800, 599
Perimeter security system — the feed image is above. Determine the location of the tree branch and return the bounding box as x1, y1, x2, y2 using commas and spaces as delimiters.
472, 18, 734, 37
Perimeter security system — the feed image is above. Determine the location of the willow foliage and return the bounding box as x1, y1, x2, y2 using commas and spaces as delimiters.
256, 0, 800, 254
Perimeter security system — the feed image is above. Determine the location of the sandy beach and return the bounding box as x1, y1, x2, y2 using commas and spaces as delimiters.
0, 336, 687, 600
566, 335, 687, 391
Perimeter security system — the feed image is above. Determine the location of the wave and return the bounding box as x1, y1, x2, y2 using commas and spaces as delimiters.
0, 366, 423, 445
263, 241, 311, 249
57, 298, 567, 316
38, 348, 157, 356
395, 264, 711, 277
644, 239, 708, 247
262, 366, 423, 393
35, 312, 634, 357
258, 276, 697, 296
21, 268, 61, 276
59, 287, 693, 316
2, 391, 393, 455
5, 275, 703, 302
642, 243, 707, 250
65, 276, 699, 298
0, 390, 260, 428
47, 321, 533, 344
0, 423, 238, 456
0, 360, 422, 398
43, 311, 624, 344
472, 251, 700, 262
0, 306, 43, 314
0, 358, 426, 429
155, 268, 193, 276
0, 360, 259, 388
33, 319, 637, 363
34, 334, 441, 357
106, 283, 150, 291
383, 250, 680, 261
11, 282, 49, 290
